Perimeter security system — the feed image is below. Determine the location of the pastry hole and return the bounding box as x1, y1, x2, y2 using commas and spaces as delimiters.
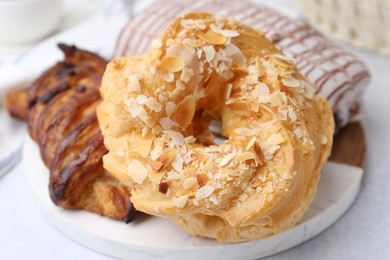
209, 120, 227, 145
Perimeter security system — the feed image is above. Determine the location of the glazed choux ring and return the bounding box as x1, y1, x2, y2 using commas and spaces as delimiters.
97, 12, 334, 242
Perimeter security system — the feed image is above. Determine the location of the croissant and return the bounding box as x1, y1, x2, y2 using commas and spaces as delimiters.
4, 44, 137, 222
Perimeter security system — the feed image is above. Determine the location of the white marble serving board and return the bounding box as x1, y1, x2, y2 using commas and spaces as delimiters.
22, 135, 363, 260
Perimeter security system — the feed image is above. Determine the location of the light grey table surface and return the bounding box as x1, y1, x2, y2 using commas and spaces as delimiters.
1, 0, 390, 259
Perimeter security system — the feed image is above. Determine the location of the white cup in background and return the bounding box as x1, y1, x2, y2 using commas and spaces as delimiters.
0, 0, 63, 44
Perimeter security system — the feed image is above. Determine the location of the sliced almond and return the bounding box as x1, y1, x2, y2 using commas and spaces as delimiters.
183, 177, 198, 190
185, 135, 196, 144
150, 161, 163, 171
254, 83, 270, 97
195, 185, 215, 200
167, 171, 180, 180
267, 133, 285, 146
172, 195, 188, 208
127, 74, 141, 92
254, 142, 265, 165
161, 55, 185, 72
145, 97, 162, 112
160, 117, 178, 130
225, 43, 245, 65
203, 45, 216, 62
225, 83, 233, 101
273, 54, 295, 68
255, 57, 265, 77
165, 102, 176, 117
210, 24, 240, 37
251, 179, 263, 189
269, 91, 287, 107
148, 169, 164, 184
294, 128, 303, 138
173, 96, 196, 128
128, 159, 148, 184
219, 153, 235, 167
157, 149, 175, 170
164, 130, 185, 146
196, 30, 226, 45
282, 76, 301, 88
234, 128, 255, 136
288, 106, 297, 122
171, 152, 184, 172
196, 172, 209, 187
193, 150, 208, 163
136, 95, 147, 104
246, 137, 257, 150
235, 152, 256, 162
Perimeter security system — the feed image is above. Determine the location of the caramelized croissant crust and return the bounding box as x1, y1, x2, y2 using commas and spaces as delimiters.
5, 44, 137, 222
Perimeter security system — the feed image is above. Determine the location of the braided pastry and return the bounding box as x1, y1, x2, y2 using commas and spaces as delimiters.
98, 13, 334, 242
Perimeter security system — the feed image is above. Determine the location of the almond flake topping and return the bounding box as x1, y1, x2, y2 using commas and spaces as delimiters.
195, 185, 215, 200
203, 45, 216, 62
185, 136, 196, 144
164, 130, 185, 146
267, 134, 285, 146
246, 137, 257, 150
128, 159, 148, 184
150, 145, 163, 161
173, 195, 188, 208
273, 54, 295, 67
255, 57, 265, 77
180, 19, 195, 28
225, 83, 233, 101
209, 193, 219, 205
219, 153, 235, 167
162, 72, 174, 82
254, 83, 270, 97
225, 43, 245, 65
167, 171, 180, 180
294, 128, 303, 138
183, 177, 198, 190
235, 152, 256, 161
161, 55, 185, 72
136, 95, 147, 104
210, 23, 240, 37
278, 110, 288, 120
196, 30, 226, 45
160, 117, 178, 130
269, 91, 287, 107
127, 74, 141, 92
288, 106, 297, 122
234, 128, 255, 136
145, 97, 162, 112
124, 98, 141, 118
282, 76, 301, 88
303, 81, 315, 99
171, 152, 184, 172
157, 149, 175, 169
180, 67, 194, 83
166, 102, 176, 117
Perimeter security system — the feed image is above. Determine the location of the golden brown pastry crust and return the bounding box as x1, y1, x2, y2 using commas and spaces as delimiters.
98, 12, 334, 242
3, 89, 28, 121
9, 44, 137, 222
